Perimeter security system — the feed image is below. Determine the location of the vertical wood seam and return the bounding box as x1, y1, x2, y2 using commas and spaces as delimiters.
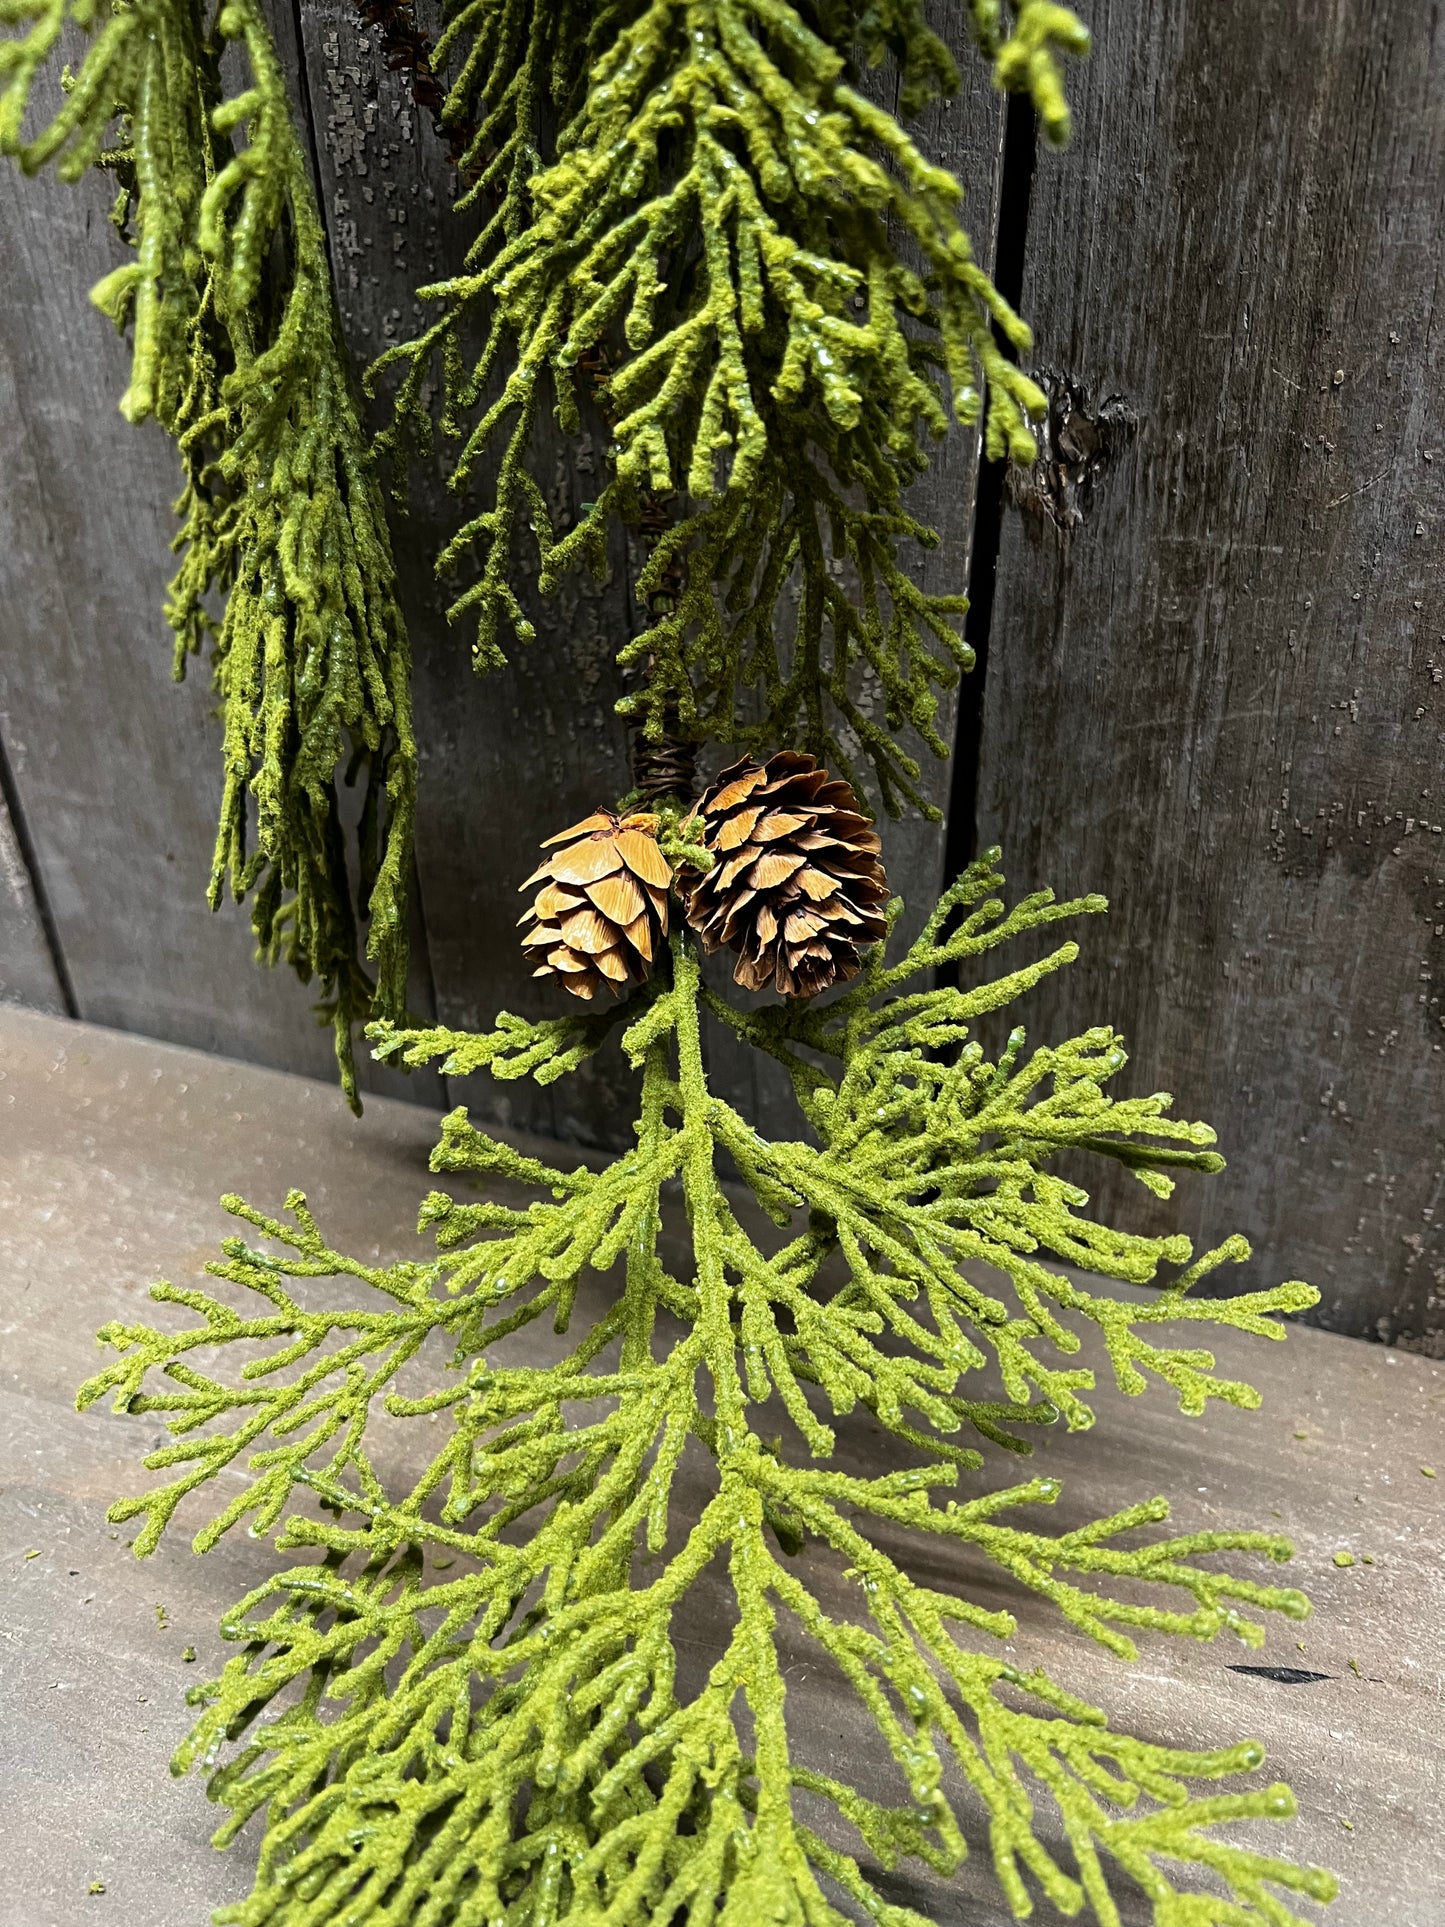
0, 723, 78, 1018
0, 305, 120, 1028
943, 92, 1040, 887
287, 0, 338, 258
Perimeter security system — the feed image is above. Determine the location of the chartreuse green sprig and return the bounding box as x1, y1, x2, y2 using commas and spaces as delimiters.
0, 0, 416, 1102
372, 0, 1089, 814
83, 858, 1336, 1925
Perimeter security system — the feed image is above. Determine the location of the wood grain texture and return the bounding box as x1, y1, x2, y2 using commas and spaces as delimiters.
4, 1002, 1440, 1925
0, 764, 66, 1014
977, 0, 1445, 1348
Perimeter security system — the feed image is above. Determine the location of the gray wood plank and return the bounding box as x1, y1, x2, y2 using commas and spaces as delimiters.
975, 0, 1445, 1349
0, 755, 66, 1014
3, 1001, 1437, 1924
0, 44, 441, 1107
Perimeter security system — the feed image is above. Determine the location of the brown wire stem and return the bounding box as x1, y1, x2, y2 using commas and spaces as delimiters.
354, 0, 480, 172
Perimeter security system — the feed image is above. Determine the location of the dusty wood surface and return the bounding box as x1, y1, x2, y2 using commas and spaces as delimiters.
2, 1005, 1440, 1926
976, 0, 1445, 1350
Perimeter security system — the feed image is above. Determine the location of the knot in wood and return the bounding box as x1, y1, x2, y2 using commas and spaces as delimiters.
1006, 370, 1138, 534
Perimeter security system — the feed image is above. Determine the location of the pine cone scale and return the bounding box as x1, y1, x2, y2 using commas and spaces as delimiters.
717, 809, 764, 850
613, 829, 672, 889
547, 839, 627, 887
709, 770, 768, 812
558, 907, 617, 954
622, 910, 656, 962
539, 812, 615, 847
588, 871, 647, 926
753, 810, 812, 841
592, 947, 630, 983
533, 881, 585, 919
749, 850, 806, 891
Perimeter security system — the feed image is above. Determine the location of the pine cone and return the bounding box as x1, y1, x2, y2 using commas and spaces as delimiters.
679, 753, 889, 997
519, 811, 671, 999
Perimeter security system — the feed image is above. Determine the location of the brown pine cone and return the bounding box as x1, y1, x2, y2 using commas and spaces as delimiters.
519, 811, 671, 999
678, 753, 889, 997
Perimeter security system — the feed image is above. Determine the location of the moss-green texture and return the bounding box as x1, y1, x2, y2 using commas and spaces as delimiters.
372, 0, 1089, 814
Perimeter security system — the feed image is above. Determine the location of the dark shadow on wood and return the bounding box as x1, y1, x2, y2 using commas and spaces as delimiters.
944, 92, 1039, 891
0, 720, 77, 1018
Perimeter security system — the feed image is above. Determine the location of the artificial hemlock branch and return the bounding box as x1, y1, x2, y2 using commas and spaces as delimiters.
84, 856, 1336, 1925
372, 0, 1090, 814
0, 0, 417, 1102
6, 1, 1341, 1919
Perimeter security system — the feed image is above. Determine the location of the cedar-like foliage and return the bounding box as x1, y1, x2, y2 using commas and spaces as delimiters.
0, 0, 416, 1101
2, 5, 1340, 1922
371, 0, 1089, 814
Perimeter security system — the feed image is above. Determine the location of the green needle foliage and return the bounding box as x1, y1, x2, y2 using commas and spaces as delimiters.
372, 0, 1090, 814
0, 0, 417, 1102
82, 857, 1337, 1925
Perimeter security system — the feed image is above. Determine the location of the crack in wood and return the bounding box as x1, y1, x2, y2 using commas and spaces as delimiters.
1227, 1664, 1335, 1685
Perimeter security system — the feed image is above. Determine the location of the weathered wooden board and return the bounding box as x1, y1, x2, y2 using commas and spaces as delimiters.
4, 1002, 1440, 1924
0, 100, 440, 1107
7, 0, 1443, 1345
0, 767, 66, 1014
976, 0, 1445, 1349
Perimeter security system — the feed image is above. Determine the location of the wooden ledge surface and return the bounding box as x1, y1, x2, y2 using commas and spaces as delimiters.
1, 1006, 1440, 1926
